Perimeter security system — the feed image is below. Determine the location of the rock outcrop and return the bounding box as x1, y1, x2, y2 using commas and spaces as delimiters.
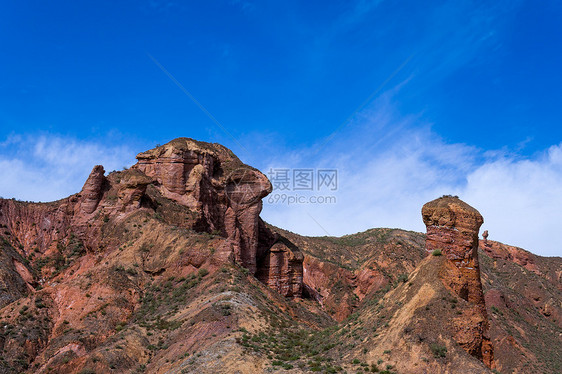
480, 239, 540, 275
1, 141, 561, 374
132, 138, 301, 284
422, 196, 494, 367
0, 241, 35, 308
256, 235, 304, 298
115, 169, 152, 211
79, 165, 106, 214
0, 138, 303, 298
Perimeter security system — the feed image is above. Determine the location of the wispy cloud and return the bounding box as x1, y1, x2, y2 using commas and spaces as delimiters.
1, 126, 559, 257
256, 92, 562, 257
0, 134, 134, 202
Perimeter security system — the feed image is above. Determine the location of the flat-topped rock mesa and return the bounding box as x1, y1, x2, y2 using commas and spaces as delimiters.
0, 138, 304, 298
422, 196, 494, 367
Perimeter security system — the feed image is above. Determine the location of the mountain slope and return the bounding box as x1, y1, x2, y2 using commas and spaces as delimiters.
0, 138, 560, 374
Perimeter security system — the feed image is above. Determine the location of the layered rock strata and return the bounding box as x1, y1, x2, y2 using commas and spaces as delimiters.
0, 138, 303, 298
132, 138, 287, 278
422, 196, 494, 367
256, 235, 304, 298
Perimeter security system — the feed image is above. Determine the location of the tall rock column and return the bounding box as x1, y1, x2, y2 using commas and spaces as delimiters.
79, 165, 106, 214
256, 235, 304, 298
422, 196, 494, 367
224, 167, 272, 275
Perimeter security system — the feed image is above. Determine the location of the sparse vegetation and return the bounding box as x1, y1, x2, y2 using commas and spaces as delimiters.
238, 322, 345, 372
1, 144, 559, 374
396, 274, 408, 283
198, 268, 209, 277
430, 343, 447, 358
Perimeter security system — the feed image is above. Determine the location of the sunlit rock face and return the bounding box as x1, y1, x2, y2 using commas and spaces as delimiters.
134, 138, 270, 275
0, 137, 303, 299
79, 165, 106, 215
422, 196, 494, 367
133, 138, 302, 292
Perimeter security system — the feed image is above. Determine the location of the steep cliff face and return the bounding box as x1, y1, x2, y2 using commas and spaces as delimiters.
133, 138, 276, 276
0, 138, 303, 297
0, 167, 103, 256
0, 138, 307, 373
422, 196, 494, 367
0, 240, 35, 308
0, 166, 156, 264
255, 237, 304, 298
79, 165, 106, 215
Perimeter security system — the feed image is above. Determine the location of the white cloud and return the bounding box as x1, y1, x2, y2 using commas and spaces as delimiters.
0, 134, 135, 202
260, 126, 471, 239
1, 129, 560, 258
462, 146, 562, 257
257, 96, 562, 258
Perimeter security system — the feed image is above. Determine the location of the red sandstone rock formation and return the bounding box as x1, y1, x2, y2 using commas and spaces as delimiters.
132, 138, 296, 280
0, 241, 35, 307
0, 138, 303, 298
422, 196, 494, 367
79, 165, 106, 214
301, 255, 358, 321
480, 239, 540, 275
115, 169, 152, 212
256, 236, 304, 298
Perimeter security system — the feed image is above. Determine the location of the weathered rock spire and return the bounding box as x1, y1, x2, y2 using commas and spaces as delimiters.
422, 195, 494, 367
80, 165, 106, 214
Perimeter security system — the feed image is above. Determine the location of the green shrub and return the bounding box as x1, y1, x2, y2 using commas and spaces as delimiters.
432, 249, 442, 256
198, 268, 209, 277
219, 304, 231, 316
430, 343, 447, 358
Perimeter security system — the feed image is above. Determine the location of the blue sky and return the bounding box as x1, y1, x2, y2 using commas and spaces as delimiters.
1, 1, 562, 256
